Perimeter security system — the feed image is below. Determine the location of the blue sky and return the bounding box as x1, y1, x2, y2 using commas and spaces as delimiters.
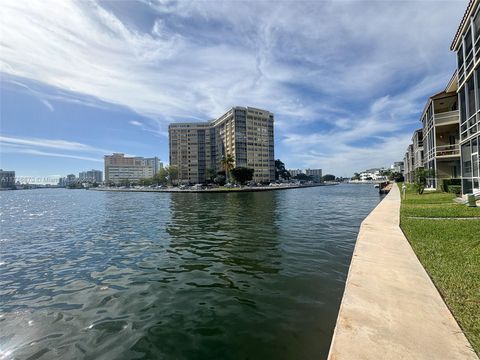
0, 0, 467, 181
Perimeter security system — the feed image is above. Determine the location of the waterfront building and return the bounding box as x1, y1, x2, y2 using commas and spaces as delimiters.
404, 144, 415, 183
420, 73, 461, 188
305, 168, 323, 183
288, 169, 304, 178
169, 106, 275, 184
0, 169, 15, 189
412, 129, 424, 174
66, 174, 76, 185
390, 161, 404, 174
79, 169, 103, 183
451, 0, 480, 194
104, 154, 162, 184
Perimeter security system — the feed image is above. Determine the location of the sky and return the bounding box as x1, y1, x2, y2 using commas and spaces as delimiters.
0, 0, 468, 182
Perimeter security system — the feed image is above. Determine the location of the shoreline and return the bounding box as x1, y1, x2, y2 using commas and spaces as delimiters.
327, 184, 477, 359
89, 182, 339, 194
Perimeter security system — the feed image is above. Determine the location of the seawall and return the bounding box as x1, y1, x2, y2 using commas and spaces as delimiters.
328, 183, 477, 359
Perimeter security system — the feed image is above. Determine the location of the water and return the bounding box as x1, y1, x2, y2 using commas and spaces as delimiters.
0, 184, 380, 359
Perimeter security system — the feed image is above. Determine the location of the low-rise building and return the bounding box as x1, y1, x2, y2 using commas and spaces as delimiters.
104, 153, 162, 184
305, 168, 323, 183
390, 161, 404, 174
451, 0, 480, 194
404, 144, 415, 183
420, 72, 460, 188
288, 169, 304, 178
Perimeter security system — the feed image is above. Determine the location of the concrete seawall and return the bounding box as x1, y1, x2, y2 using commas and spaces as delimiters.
328, 184, 478, 359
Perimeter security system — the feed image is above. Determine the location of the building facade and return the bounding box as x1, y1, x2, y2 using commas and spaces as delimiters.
403, 144, 415, 183
420, 73, 461, 188
79, 169, 103, 183
104, 154, 162, 184
0, 169, 15, 189
451, 0, 480, 194
391, 161, 405, 174
305, 168, 323, 183
288, 169, 304, 178
412, 129, 424, 174
169, 106, 275, 184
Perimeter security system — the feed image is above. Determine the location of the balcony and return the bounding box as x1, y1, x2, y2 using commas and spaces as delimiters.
434, 110, 459, 126
435, 144, 460, 158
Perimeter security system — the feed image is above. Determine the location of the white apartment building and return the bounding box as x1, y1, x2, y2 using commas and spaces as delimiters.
104, 154, 162, 184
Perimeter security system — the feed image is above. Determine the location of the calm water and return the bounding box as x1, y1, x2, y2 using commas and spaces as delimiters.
0, 184, 380, 360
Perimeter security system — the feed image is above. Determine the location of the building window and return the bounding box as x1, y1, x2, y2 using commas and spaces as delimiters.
468, 76, 476, 118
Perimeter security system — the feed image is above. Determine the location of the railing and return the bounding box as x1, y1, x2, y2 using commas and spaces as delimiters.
435, 144, 460, 157
434, 110, 459, 125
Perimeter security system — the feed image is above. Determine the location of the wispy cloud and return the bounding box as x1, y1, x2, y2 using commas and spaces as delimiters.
0, 135, 116, 163
0, 0, 465, 175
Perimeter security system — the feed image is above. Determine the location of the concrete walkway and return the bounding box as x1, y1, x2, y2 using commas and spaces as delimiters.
328, 184, 478, 360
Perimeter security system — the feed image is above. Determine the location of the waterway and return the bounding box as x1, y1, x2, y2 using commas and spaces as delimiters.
0, 184, 380, 359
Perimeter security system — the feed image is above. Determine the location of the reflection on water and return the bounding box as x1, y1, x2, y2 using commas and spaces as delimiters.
0, 185, 380, 359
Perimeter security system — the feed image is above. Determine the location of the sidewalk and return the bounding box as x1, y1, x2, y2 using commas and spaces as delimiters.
328, 184, 478, 359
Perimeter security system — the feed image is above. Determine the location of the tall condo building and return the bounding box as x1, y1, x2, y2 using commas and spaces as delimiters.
104, 153, 162, 184
451, 0, 480, 193
79, 169, 103, 183
0, 169, 15, 189
169, 106, 275, 184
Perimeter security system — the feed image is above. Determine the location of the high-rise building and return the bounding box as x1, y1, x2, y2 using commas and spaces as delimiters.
288, 169, 304, 178
79, 169, 103, 183
169, 106, 275, 184
104, 154, 162, 184
0, 169, 15, 189
305, 168, 323, 183
451, 0, 480, 194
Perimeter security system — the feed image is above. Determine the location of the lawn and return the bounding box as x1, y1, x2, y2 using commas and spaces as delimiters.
399, 184, 480, 355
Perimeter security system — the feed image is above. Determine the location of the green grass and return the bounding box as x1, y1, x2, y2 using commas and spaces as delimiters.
399, 184, 480, 355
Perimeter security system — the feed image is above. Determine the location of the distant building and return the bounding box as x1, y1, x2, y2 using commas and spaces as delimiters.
169, 106, 275, 184
288, 169, 304, 178
305, 168, 323, 183
403, 144, 415, 183
0, 169, 15, 189
390, 161, 404, 174
79, 169, 103, 183
104, 153, 162, 184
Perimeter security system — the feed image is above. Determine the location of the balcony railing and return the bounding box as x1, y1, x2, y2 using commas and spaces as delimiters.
434, 110, 459, 125
435, 144, 460, 157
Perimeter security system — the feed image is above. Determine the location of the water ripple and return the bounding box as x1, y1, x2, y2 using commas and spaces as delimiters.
0, 185, 380, 359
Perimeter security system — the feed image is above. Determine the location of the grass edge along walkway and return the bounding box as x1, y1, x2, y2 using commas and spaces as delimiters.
399, 183, 480, 356
328, 184, 477, 360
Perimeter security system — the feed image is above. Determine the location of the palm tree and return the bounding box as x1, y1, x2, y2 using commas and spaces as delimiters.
221, 154, 235, 183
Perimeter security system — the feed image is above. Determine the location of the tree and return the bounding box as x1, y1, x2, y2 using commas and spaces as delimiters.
294, 173, 312, 181
414, 168, 435, 194
153, 168, 168, 185
206, 168, 216, 183
323, 174, 336, 181
214, 175, 226, 186
166, 165, 179, 186
231, 167, 254, 185
352, 172, 361, 180
275, 159, 291, 180
389, 171, 404, 183
221, 154, 235, 183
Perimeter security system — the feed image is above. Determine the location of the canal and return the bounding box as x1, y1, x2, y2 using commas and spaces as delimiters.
0, 184, 380, 359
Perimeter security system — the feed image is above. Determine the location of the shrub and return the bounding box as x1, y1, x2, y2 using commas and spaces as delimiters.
442, 179, 461, 192
447, 185, 462, 195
